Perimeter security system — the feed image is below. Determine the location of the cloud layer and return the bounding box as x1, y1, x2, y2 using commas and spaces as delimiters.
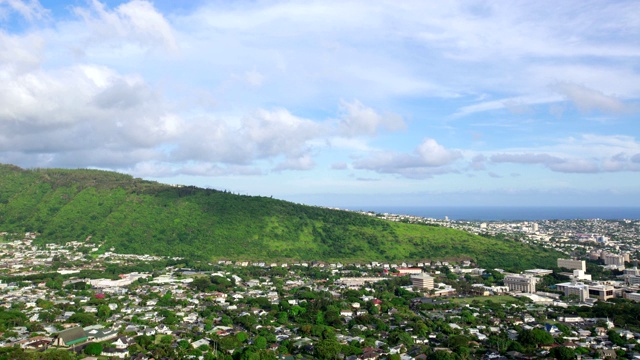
0, 0, 639, 205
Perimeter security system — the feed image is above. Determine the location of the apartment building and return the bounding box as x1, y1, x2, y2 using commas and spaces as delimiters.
557, 258, 586, 271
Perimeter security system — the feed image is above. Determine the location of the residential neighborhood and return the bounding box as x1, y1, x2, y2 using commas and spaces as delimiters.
0, 218, 639, 359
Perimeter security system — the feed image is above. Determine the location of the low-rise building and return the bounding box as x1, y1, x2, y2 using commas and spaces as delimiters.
556, 282, 590, 302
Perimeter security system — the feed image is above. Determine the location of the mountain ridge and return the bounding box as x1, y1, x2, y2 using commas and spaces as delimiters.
0, 164, 562, 270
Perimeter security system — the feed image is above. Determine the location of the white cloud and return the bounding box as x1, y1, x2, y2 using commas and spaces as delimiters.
337, 100, 406, 137
488, 134, 640, 173
72, 0, 177, 52
553, 83, 630, 114
0, 0, 48, 21
273, 154, 315, 172
353, 138, 462, 178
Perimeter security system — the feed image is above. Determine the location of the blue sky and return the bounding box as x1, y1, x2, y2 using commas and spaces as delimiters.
1, 0, 639, 208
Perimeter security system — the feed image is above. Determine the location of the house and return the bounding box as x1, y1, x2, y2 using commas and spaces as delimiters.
597, 349, 617, 359
545, 324, 560, 334
156, 324, 172, 334
101, 347, 129, 359
52, 327, 88, 347
340, 310, 353, 317
112, 336, 135, 349
191, 338, 210, 349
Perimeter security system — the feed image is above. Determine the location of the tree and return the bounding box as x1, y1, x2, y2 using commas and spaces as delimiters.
254, 336, 267, 350
550, 346, 575, 360
191, 276, 212, 292
38, 349, 74, 360
607, 330, 626, 347
68, 312, 97, 327
84, 342, 103, 356
97, 304, 111, 319
428, 350, 455, 360
314, 338, 341, 360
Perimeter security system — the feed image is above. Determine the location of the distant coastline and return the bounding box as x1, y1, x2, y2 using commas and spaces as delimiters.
349, 206, 640, 221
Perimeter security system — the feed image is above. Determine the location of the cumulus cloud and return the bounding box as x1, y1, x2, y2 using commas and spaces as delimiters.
0, 57, 178, 169
167, 102, 404, 171
337, 100, 406, 137
353, 138, 461, 178
167, 108, 323, 168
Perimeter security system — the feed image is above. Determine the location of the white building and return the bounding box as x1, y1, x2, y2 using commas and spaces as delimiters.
571, 270, 592, 281
504, 274, 536, 293
556, 282, 590, 302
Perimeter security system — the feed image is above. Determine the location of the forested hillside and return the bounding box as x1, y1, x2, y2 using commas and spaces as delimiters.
0, 164, 562, 270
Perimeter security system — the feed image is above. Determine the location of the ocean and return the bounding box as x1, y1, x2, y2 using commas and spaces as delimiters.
349, 206, 640, 221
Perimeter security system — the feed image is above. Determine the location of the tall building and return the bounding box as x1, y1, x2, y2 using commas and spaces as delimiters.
557, 258, 586, 271
602, 253, 625, 268
504, 274, 536, 293
411, 273, 435, 290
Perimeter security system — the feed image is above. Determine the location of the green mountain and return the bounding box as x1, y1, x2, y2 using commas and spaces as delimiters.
0, 164, 562, 270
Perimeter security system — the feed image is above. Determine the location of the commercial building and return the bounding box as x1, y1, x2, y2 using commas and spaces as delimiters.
556, 282, 590, 302
504, 274, 536, 293
410, 273, 435, 290
588, 284, 615, 301
557, 259, 586, 272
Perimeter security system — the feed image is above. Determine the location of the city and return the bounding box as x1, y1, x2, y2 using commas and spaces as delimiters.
1, 216, 639, 359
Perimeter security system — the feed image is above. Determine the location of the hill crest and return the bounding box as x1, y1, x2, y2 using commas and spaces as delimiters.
0, 164, 562, 270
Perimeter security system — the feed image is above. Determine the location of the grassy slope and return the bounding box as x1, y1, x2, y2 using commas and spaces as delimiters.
0, 164, 562, 270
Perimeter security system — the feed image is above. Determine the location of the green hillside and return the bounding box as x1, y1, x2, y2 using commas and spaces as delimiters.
0, 164, 562, 270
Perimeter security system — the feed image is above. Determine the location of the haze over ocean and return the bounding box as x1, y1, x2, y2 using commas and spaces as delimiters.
351, 206, 640, 221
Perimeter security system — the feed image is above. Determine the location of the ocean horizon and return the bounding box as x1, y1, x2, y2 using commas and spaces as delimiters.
347, 206, 640, 221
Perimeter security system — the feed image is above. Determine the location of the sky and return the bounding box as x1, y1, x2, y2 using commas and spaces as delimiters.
1, 0, 639, 208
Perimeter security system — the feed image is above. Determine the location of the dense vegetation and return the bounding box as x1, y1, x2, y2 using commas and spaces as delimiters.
0, 164, 562, 270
